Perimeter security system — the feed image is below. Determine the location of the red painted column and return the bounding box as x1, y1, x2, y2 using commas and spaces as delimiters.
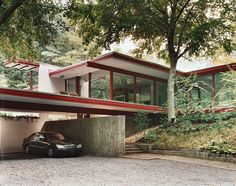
109, 71, 113, 100
65, 79, 67, 92
212, 74, 215, 98
88, 73, 91, 98
153, 80, 156, 105
133, 76, 136, 103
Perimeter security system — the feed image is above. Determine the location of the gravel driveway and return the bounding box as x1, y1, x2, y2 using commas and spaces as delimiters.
0, 156, 236, 186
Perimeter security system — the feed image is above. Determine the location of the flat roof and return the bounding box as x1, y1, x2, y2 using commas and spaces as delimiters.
49, 51, 236, 79
49, 52, 172, 80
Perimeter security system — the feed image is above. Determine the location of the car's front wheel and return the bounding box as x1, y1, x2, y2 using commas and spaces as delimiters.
47, 148, 54, 157
25, 145, 30, 154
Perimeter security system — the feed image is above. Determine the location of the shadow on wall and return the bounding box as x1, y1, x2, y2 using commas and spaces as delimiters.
0, 118, 44, 153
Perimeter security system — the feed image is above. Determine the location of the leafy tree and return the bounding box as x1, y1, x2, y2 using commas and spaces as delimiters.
67, 0, 235, 122
39, 31, 102, 66
0, 0, 66, 60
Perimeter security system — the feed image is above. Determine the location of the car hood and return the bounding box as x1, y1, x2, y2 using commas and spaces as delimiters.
49, 140, 79, 145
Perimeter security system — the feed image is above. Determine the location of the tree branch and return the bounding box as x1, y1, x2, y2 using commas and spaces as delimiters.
177, 43, 192, 59
175, 0, 191, 24
176, 3, 198, 55
0, 0, 25, 26
0, 0, 3, 8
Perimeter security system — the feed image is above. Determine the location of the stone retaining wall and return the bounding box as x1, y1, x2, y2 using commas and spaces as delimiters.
137, 143, 236, 164
43, 116, 125, 157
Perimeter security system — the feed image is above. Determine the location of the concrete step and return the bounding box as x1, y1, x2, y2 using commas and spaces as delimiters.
125, 143, 138, 148
125, 149, 143, 154
125, 143, 143, 154
125, 147, 141, 150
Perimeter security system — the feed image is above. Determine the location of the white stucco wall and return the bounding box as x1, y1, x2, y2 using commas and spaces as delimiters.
0, 112, 75, 153
0, 117, 44, 153
38, 63, 65, 94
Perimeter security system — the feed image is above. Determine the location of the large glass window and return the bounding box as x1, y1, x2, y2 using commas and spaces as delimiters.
67, 78, 76, 93
136, 77, 154, 105
90, 70, 110, 100
80, 74, 89, 97
196, 75, 212, 106
113, 72, 134, 102
156, 81, 167, 106
215, 72, 233, 106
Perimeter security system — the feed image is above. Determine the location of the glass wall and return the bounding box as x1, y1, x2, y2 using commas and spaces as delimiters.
136, 77, 154, 105
196, 75, 212, 106
80, 74, 89, 97
113, 72, 134, 102
67, 78, 76, 93
192, 87, 201, 102
90, 70, 110, 100
65, 69, 170, 106
215, 72, 233, 106
156, 81, 167, 106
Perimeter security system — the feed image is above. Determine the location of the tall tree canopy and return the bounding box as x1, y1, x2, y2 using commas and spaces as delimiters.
0, 0, 66, 60
39, 31, 102, 66
67, 0, 236, 122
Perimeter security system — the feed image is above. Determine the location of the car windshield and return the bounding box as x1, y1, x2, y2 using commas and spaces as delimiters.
44, 133, 65, 141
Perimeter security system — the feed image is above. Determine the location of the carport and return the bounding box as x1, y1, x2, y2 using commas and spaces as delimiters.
0, 87, 163, 156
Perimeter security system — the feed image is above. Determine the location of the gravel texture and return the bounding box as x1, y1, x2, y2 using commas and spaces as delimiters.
0, 156, 236, 186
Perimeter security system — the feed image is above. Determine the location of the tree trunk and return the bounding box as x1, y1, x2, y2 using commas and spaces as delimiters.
167, 58, 177, 123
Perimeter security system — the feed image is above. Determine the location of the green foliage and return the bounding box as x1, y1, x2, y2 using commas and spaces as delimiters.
215, 70, 236, 107
177, 112, 236, 124
67, 0, 236, 122
144, 129, 157, 142
175, 74, 213, 115
0, 59, 38, 89
134, 111, 150, 132
0, 113, 40, 121
0, 0, 66, 60
39, 31, 102, 66
152, 117, 236, 154
201, 141, 236, 155
68, 0, 235, 58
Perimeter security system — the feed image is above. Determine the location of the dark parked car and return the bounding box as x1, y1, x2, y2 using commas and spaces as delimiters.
23, 132, 82, 157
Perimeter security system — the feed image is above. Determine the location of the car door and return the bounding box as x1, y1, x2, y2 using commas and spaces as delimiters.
36, 134, 50, 153
28, 133, 40, 152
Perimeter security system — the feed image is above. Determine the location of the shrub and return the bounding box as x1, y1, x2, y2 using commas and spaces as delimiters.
144, 130, 157, 142
177, 111, 236, 124
134, 111, 150, 132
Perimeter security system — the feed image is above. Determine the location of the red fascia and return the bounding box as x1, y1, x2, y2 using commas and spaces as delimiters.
0, 88, 164, 112
184, 63, 236, 76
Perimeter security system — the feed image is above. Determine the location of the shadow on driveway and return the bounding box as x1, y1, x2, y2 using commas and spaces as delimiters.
0, 153, 43, 161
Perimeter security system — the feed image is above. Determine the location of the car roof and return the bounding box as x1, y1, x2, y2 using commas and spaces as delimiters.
39, 132, 61, 134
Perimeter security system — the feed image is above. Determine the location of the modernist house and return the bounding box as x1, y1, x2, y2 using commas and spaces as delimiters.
1, 52, 236, 154
1, 51, 236, 116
